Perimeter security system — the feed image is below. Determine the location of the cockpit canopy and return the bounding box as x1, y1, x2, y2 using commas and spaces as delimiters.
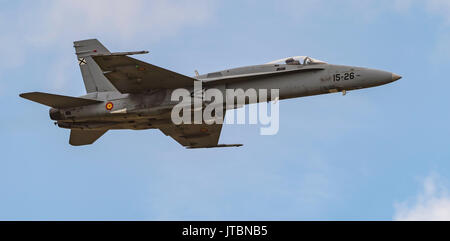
267, 56, 327, 65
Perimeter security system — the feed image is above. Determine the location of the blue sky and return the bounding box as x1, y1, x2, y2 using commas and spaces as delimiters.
2, 0, 450, 220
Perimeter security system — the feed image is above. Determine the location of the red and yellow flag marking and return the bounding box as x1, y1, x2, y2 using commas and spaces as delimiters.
105, 102, 114, 111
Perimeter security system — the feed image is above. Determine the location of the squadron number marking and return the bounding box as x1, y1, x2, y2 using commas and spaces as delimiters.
333, 72, 355, 82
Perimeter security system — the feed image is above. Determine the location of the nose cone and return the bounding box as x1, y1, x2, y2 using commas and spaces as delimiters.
359, 68, 401, 87
392, 73, 402, 82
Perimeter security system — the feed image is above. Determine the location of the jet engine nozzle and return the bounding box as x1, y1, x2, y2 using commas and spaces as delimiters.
49, 108, 64, 120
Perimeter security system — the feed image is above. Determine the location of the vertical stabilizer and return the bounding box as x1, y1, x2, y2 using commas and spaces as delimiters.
73, 39, 117, 93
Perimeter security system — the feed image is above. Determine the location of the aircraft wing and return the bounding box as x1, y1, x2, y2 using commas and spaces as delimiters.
159, 122, 224, 148
92, 55, 195, 93
159, 112, 242, 149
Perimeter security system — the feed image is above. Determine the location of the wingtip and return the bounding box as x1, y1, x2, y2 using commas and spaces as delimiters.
19, 92, 31, 98
19, 92, 39, 99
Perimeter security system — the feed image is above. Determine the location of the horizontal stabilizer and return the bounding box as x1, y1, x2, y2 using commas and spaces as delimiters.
19, 92, 102, 109
70, 129, 107, 146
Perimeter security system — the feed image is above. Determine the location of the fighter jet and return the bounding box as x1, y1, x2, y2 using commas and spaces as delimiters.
19, 39, 401, 148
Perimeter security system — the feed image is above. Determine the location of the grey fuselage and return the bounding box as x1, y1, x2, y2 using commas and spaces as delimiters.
50, 62, 400, 130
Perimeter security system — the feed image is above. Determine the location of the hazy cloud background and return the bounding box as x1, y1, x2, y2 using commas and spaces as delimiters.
1, 0, 450, 220
394, 174, 450, 220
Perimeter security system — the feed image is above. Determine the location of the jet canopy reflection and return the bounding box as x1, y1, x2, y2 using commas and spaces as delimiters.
267, 56, 327, 65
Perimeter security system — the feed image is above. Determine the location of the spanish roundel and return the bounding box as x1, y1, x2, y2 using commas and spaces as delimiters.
105, 102, 114, 111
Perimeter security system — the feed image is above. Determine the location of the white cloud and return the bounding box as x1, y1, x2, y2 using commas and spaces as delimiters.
392, 0, 414, 12
280, 0, 420, 23
281, 0, 450, 24
23, 0, 215, 46
391, 0, 450, 23
0, 0, 216, 91
394, 174, 450, 221
0, 36, 25, 69
427, 0, 450, 24
280, 0, 382, 23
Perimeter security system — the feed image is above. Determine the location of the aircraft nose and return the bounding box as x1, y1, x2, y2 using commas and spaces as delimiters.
392, 73, 402, 82
361, 68, 401, 87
